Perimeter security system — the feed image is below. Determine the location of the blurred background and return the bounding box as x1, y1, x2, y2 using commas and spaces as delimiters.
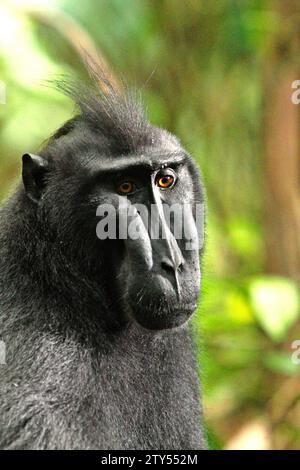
0, 0, 299, 450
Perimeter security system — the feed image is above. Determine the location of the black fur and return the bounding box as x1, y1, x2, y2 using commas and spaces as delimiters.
0, 67, 206, 449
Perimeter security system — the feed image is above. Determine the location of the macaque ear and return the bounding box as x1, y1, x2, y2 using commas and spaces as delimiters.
22, 153, 49, 203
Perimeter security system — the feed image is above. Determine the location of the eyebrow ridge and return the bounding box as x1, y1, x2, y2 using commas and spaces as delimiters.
94, 153, 187, 174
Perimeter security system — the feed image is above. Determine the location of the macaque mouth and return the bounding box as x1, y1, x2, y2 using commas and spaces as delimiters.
125, 269, 199, 331
129, 300, 198, 331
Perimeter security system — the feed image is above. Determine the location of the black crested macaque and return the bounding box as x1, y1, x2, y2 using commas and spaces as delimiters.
0, 67, 206, 450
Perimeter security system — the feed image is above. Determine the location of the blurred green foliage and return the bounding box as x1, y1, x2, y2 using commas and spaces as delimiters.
0, 0, 299, 449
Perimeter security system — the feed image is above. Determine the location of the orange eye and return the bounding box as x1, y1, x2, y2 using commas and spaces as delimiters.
117, 181, 135, 194
155, 169, 176, 190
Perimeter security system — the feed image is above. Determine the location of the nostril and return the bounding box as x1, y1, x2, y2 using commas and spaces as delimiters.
161, 257, 183, 273
161, 257, 175, 273
177, 261, 183, 273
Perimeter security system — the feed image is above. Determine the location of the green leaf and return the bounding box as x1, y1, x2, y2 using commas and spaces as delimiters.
249, 276, 300, 342
264, 352, 300, 376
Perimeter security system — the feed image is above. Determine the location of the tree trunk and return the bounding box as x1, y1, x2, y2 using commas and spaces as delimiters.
264, 0, 300, 283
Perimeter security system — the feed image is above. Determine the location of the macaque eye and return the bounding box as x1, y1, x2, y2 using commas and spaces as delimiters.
117, 181, 135, 195
155, 169, 177, 190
